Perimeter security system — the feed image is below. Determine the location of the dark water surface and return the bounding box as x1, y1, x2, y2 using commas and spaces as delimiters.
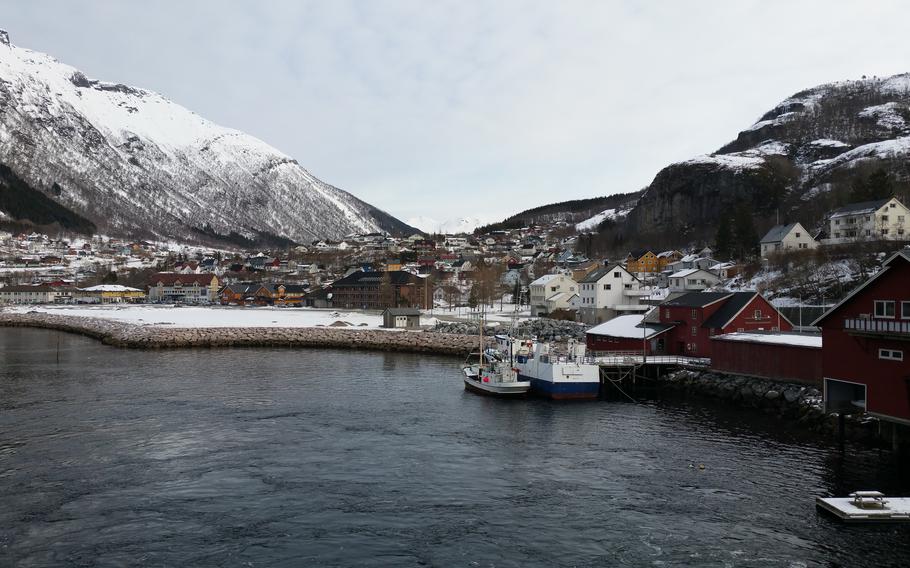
1, 328, 909, 567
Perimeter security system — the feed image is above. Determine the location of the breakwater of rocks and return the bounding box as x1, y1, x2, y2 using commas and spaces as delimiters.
0, 312, 479, 356
432, 318, 587, 341
653, 369, 876, 440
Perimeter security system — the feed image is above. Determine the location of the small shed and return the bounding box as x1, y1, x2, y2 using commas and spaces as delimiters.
382, 307, 421, 329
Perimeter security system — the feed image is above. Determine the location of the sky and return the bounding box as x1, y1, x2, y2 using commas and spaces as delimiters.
2, 1, 909, 226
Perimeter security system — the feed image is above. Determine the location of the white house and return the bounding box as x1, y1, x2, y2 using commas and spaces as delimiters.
826, 197, 909, 244
668, 268, 722, 293
529, 273, 578, 316
760, 222, 818, 257
577, 264, 649, 325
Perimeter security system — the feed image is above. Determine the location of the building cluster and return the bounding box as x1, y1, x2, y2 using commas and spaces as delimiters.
758, 196, 909, 257
583, 250, 910, 430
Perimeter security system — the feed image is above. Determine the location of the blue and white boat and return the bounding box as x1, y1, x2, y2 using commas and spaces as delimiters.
498, 336, 601, 400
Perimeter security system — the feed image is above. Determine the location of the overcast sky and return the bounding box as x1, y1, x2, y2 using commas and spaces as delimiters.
3, 1, 909, 225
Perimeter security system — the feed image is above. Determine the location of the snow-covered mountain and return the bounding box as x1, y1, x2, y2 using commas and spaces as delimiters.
406, 216, 486, 235
0, 30, 414, 244
624, 73, 910, 243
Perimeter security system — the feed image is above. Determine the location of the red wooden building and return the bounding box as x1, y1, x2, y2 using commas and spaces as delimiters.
585, 314, 674, 354
710, 332, 822, 386
815, 250, 910, 425
658, 292, 793, 358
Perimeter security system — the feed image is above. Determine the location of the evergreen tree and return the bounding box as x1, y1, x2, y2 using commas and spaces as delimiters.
714, 214, 733, 260
733, 205, 759, 259
850, 169, 893, 202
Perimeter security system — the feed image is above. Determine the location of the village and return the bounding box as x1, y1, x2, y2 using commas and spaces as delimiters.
0, 195, 908, 445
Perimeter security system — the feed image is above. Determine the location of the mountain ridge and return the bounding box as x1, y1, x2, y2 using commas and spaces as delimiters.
0, 30, 416, 244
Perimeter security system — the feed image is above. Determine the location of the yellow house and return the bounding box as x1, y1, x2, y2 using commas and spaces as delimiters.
625, 250, 659, 274
656, 250, 684, 271
76, 284, 146, 304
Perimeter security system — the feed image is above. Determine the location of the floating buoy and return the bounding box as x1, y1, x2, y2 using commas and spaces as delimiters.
698, 464, 706, 470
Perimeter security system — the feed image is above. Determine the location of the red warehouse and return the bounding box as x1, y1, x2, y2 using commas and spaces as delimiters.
658, 292, 793, 359
585, 314, 674, 354
816, 250, 910, 425
710, 332, 823, 386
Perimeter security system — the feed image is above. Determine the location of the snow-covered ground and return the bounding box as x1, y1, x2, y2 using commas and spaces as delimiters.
4, 305, 385, 328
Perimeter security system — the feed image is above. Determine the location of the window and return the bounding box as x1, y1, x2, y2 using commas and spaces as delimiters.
902, 301, 910, 319
882, 215, 889, 222
665, 309, 670, 319
890, 203, 896, 208
874, 300, 895, 318
882, 229, 889, 236
614, 272, 621, 278
691, 309, 697, 320
795, 232, 801, 238
879, 349, 903, 361
603, 284, 611, 290
691, 326, 697, 337
899, 216, 905, 223
754, 309, 762, 319
835, 220, 841, 226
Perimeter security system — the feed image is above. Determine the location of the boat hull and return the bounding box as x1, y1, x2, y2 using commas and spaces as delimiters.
523, 375, 600, 400
463, 377, 531, 398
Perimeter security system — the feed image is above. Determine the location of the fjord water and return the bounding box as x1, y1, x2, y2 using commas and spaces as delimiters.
1, 329, 909, 567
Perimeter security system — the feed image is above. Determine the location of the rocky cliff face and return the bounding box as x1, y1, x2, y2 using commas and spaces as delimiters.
0, 31, 414, 243
624, 74, 910, 242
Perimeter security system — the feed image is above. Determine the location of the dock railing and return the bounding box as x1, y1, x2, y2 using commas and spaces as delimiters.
591, 351, 711, 368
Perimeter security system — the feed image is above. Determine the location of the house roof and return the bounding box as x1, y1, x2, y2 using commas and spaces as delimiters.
149, 273, 217, 286
331, 270, 415, 287
586, 314, 674, 339
80, 285, 143, 292
627, 249, 653, 260
530, 274, 560, 286
579, 264, 635, 283
669, 268, 716, 279
760, 223, 799, 244
829, 198, 891, 219
702, 292, 758, 328
662, 291, 732, 308
812, 249, 910, 326
384, 307, 421, 316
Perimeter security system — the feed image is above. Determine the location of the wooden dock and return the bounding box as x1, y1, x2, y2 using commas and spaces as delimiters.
816, 492, 910, 522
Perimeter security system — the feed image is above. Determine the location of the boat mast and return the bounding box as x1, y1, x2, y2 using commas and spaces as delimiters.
479, 305, 484, 368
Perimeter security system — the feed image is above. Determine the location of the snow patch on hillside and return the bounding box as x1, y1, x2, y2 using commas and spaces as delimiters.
676, 153, 765, 172
858, 102, 907, 130
575, 207, 630, 232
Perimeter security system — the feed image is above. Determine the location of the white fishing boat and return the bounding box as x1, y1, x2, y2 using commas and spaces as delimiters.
504, 336, 601, 400
461, 319, 530, 398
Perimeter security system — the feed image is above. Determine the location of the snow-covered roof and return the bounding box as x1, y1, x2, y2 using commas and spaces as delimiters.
586, 314, 671, 339
79, 284, 143, 292
530, 274, 560, 286
669, 268, 714, 278
712, 332, 822, 348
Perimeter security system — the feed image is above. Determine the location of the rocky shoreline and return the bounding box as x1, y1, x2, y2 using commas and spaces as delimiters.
0, 312, 479, 356
651, 369, 877, 441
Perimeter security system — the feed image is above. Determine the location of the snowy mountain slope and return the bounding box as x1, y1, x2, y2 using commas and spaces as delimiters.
0, 30, 414, 243
405, 216, 486, 235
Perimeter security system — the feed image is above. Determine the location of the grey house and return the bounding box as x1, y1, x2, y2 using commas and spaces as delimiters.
382, 307, 422, 329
